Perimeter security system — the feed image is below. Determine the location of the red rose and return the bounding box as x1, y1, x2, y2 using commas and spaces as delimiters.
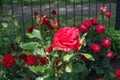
116, 69, 120, 78
101, 38, 112, 48
49, 19, 60, 30
99, 6, 107, 12
27, 26, 34, 33
96, 78, 102, 80
51, 10, 56, 15
19, 54, 27, 61
105, 11, 112, 18
39, 56, 48, 65
105, 50, 115, 59
2, 54, 15, 67
26, 55, 38, 66
45, 46, 53, 53
80, 54, 88, 61
37, 15, 49, 26
78, 24, 88, 33
55, 58, 61, 70
91, 17, 98, 25
34, 11, 38, 18
89, 43, 101, 54
52, 27, 81, 52
83, 20, 92, 29
95, 25, 106, 34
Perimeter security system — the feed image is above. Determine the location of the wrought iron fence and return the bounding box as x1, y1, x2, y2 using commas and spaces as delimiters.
0, 0, 119, 30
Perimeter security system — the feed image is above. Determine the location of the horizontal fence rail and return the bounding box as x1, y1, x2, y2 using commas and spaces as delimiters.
0, 0, 119, 37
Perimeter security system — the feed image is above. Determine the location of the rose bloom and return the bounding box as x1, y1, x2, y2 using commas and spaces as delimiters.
99, 6, 107, 12
105, 50, 115, 59
37, 15, 49, 26
45, 45, 53, 53
27, 26, 34, 33
39, 56, 48, 65
51, 10, 56, 15
101, 38, 112, 48
83, 20, 92, 29
105, 11, 112, 18
52, 27, 81, 52
116, 69, 120, 78
26, 55, 38, 66
91, 17, 98, 25
49, 19, 60, 30
78, 24, 88, 33
89, 43, 101, 54
95, 25, 106, 34
2, 54, 15, 67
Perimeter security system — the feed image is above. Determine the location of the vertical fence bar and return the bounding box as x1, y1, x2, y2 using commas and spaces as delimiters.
21, 0, 25, 41
30, 0, 33, 26
88, 0, 90, 18
57, 0, 59, 23
65, 0, 68, 26
0, 0, 3, 11
108, 0, 111, 27
95, 0, 98, 18
49, 0, 51, 17
81, 0, 83, 22
115, 0, 120, 30
73, 0, 75, 26
10, 0, 14, 16
102, 0, 105, 24
39, 0, 42, 15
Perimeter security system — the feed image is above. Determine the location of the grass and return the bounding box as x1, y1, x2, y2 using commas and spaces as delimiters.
2, 0, 117, 5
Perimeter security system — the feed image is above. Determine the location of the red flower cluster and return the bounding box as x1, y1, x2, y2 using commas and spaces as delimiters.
2, 54, 15, 67
27, 26, 34, 33
95, 25, 106, 34
51, 10, 56, 15
105, 50, 115, 59
116, 69, 120, 80
52, 27, 81, 52
101, 38, 112, 48
89, 43, 101, 54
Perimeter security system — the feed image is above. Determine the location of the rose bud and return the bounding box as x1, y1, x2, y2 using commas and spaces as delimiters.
78, 24, 88, 33
83, 20, 92, 29
116, 69, 120, 78
91, 17, 98, 25
43, 15, 49, 24
101, 38, 112, 48
27, 26, 34, 33
51, 10, 56, 15
39, 56, 48, 65
105, 11, 112, 18
89, 43, 101, 54
105, 50, 115, 59
26, 55, 38, 66
37, 16, 43, 26
19, 54, 27, 61
34, 11, 38, 18
45, 46, 53, 53
80, 54, 88, 61
49, 19, 60, 30
95, 25, 106, 34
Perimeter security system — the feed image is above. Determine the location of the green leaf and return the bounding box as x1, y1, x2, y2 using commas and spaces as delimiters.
26, 29, 41, 39
29, 66, 45, 74
72, 63, 88, 73
1, 23, 8, 28
20, 42, 39, 50
63, 52, 74, 62
15, 36, 21, 43
65, 63, 72, 73
82, 53, 95, 61
33, 48, 46, 56
109, 72, 116, 78
35, 77, 44, 80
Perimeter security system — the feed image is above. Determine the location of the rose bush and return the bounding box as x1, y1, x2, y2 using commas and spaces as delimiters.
0, 8, 119, 80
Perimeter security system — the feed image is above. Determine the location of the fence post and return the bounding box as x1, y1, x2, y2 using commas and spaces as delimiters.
0, 0, 2, 11
115, 0, 120, 30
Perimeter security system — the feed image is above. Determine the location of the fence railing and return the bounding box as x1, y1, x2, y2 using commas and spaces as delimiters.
0, 0, 119, 30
